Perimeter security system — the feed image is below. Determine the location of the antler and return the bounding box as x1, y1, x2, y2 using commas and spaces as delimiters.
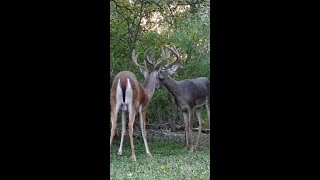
154, 47, 170, 70
143, 47, 171, 70
134, 46, 180, 71
164, 46, 182, 69
144, 47, 155, 68
131, 49, 149, 71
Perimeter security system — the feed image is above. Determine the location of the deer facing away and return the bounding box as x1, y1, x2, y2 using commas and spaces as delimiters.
156, 46, 210, 151
109, 48, 166, 161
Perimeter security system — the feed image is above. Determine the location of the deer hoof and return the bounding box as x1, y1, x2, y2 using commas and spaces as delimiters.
194, 144, 199, 150
117, 151, 122, 156
189, 144, 195, 152
131, 155, 136, 161
147, 153, 153, 158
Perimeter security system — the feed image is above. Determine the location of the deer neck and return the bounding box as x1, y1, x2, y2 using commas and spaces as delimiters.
160, 76, 180, 98
143, 76, 156, 100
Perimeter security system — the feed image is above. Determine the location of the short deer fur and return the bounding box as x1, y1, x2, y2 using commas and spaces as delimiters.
157, 46, 210, 151
110, 48, 165, 161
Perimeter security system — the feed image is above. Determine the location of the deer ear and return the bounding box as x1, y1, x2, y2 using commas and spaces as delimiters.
169, 65, 179, 75
139, 67, 149, 79
149, 70, 159, 78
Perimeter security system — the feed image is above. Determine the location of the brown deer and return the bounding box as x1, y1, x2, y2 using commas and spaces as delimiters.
110, 48, 168, 161
156, 46, 210, 151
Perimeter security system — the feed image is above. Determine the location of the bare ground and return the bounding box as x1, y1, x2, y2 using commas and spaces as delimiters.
117, 127, 211, 149
113, 122, 211, 148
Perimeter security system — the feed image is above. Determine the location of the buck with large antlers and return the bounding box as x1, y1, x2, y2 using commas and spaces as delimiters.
110, 48, 167, 161
156, 46, 210, 151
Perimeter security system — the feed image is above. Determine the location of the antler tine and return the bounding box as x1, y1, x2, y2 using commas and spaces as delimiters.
164, 46, 182, 69
131, 49, 139, 66
154, 47, 171, 70
144, 47, 155, 68
131, 49, 145, 70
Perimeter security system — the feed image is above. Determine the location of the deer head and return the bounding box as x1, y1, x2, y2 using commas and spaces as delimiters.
157, 46, 182, 80
131, 47, 171, 90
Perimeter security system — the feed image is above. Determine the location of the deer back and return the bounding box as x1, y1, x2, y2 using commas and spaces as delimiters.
181, 79, 209, 105
160, 77, 209, 109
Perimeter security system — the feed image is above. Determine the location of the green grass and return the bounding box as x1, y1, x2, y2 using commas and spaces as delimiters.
110, 135, 210, 180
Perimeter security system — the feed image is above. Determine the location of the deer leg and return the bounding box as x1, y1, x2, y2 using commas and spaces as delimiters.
205, 102, 211, 143
188, 109, 195, 152
195, 108, 203, 149
117, 110, 126, 156
205, 102, 210, 128
143, 112, 147, 138
128, 109, 136, 161
189, 110, 194, 133
182, 111, 190, 149
110, 103, 120, 149
139, 106, 152, 157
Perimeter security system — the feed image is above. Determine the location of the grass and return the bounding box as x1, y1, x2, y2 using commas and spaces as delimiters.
109, 133, 210, 180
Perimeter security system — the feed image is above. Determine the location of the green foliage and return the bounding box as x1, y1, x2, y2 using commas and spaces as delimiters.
110, 0, 210, 126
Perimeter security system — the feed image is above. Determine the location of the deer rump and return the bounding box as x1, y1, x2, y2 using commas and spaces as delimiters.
112, 72, 135, 112
111, 71, 148, 116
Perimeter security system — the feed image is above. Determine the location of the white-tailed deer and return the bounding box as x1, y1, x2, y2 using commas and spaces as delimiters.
110, 48, 165, 161
157, 46, 210, 151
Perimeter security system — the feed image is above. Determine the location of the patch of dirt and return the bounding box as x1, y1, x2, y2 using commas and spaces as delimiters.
113, 123, 211, 148
136, 129, 211, 148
